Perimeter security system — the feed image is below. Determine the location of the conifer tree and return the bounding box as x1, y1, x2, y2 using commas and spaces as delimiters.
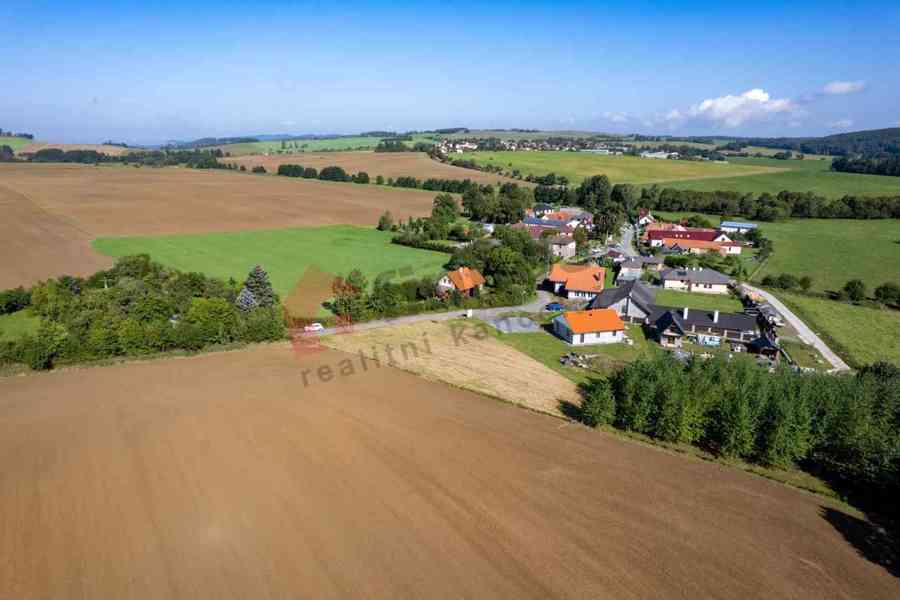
235, 286, 259, 312
244, 265, 276, 307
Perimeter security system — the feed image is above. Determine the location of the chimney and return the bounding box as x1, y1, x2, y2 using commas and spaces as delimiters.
713, 310, 719, 324
682, 307, 689, 319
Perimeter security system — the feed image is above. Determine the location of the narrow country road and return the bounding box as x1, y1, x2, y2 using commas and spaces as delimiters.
741, 284, 850, 372
305, 290, 554, 337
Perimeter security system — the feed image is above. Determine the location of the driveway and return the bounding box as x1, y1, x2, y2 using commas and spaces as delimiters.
741, 284, 850, 372
306, 290, 554, 337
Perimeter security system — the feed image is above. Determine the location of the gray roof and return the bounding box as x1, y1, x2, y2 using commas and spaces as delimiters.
620, 258, 643, 269
641, 256, 664, 265
661, 267, 732, 285
588, 279, 657, 313
721, 221, 757, 229
650, 306, 757, 334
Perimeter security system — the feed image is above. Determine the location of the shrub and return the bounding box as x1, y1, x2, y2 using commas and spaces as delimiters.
251, 165, 267, 174
0, 286, 31, 314
377, 211, 394, 231
874, 282, 900, 306
185, 297, 239, 344
243, 265, 276, 307
238, 306, 285, 342
318, 166, 350, 182
842, 279, 867, 302
580, 380, 616, 427
302, 167, 317, 179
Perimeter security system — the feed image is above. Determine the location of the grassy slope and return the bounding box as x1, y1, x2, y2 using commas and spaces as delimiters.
653, 211, 900, 294
92, 225, 449, 297
455, 151, 781, 186
0, 136, 35, 151
776, 292, 900, 367
654, 289, 744, 313
662, 157, 900, 197
0, 309, 40, 341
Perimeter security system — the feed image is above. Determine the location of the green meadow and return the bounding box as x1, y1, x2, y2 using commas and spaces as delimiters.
92, 225, 450, 297
662, 157, 900, 198
776, 292, 900, 368
0, 136, 35, 152
454, 151, 782, 186
654, 289, 744, 313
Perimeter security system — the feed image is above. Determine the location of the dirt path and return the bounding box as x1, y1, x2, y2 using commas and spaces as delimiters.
741, 283, 851, 371
0, 345, 895, 599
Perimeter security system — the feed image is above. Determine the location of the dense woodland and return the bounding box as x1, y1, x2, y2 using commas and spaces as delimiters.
740, 127, 900, 156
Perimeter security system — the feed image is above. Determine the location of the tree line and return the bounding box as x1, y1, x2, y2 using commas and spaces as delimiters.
832, 155, 900, 177
0, 256, 285, 371
580, 354, 900, 521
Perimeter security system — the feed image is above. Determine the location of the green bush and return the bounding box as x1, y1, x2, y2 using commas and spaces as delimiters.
580, 380, 616, 427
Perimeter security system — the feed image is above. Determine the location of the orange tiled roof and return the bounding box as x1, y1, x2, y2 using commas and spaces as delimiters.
446, 267, 485, 291
548, 263, 592, 283
563, 309, 624, 334
662, 238, 722, 250
564, 268, 606, 293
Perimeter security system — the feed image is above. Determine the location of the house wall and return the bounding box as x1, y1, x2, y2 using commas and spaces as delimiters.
566, 289, 599, 300
552, 243, 576, 259
663, 280, 729, 294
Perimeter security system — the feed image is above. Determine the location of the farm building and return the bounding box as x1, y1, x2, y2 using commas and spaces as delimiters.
719, 221, 758, 234
647, 229, 732, 247
553, 309, 625, 346
660, 267, 732, 294
437, 267, 485, 297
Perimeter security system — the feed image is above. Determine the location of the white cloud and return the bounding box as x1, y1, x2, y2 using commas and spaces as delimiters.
827, 119, 854, 129
602, 111, 630, 124
823, 81, 866, 95
685, 88, 796, 127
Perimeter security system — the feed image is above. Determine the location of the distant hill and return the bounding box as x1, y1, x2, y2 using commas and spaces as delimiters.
737, 128, 900, 156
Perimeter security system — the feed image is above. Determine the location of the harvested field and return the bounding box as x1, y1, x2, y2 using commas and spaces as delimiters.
16, 142, 134, 156
227, 151, 524, 187
0, 163, 439, 287
1, 344, 896, 599
322, 319, 581, 415
0, 181, 111, 288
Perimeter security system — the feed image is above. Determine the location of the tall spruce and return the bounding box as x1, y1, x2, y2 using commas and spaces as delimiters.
244, 265, 276, 307
235, 286, 259, 312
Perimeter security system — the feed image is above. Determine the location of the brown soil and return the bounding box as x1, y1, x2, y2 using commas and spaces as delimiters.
0, 181, 112, 288
0, 163, 439, 287
0, 344, 895, 599
227, 151, 526, 187
16, 142, 134, 156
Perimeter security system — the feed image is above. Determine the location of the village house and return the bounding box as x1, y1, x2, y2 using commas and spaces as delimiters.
660, 267, 733, 294
648, 306, 759, 349
546, 263, 606, 300
647, 229, 732, 247
553, 309, 625, 346
436, 267, 485, 297
587, 279, 657, 322
637, 208, 655, 227
616, 258, 644, 281
547, 235, 577, 259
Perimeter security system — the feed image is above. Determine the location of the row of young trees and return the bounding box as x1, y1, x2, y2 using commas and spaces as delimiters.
276, 163, 370, 183
0, 257, 285, 370
580, 354, 900, 513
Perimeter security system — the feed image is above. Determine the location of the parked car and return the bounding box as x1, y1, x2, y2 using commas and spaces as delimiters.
544, 302, 565, 312
303, 322, 325, 333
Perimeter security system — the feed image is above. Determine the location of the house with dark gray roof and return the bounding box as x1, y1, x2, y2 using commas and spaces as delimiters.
660, 267, 733, 294
649, 306, 758, 348
587, 279, 657, 322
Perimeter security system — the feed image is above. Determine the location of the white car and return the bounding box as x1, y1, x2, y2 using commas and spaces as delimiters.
303, 322, 325, 333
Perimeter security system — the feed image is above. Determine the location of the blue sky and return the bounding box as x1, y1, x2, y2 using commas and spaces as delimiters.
2, 1, 898, 143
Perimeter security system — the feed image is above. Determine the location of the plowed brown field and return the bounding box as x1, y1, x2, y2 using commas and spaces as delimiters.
0, 344, 895, 599
227, 151, 525, 187
0, 163, 438, 287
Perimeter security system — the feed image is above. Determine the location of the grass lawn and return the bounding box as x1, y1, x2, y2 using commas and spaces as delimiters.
653, 212, 900, 294
490, 322, 658, 383
662, 157, 900, 198
454, 151, 783, 186
92, 225, 450, 298
0, 309, 40, 341
779, 340, 828, 371
654, 289, 744, 313
776, 292, 900, 367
